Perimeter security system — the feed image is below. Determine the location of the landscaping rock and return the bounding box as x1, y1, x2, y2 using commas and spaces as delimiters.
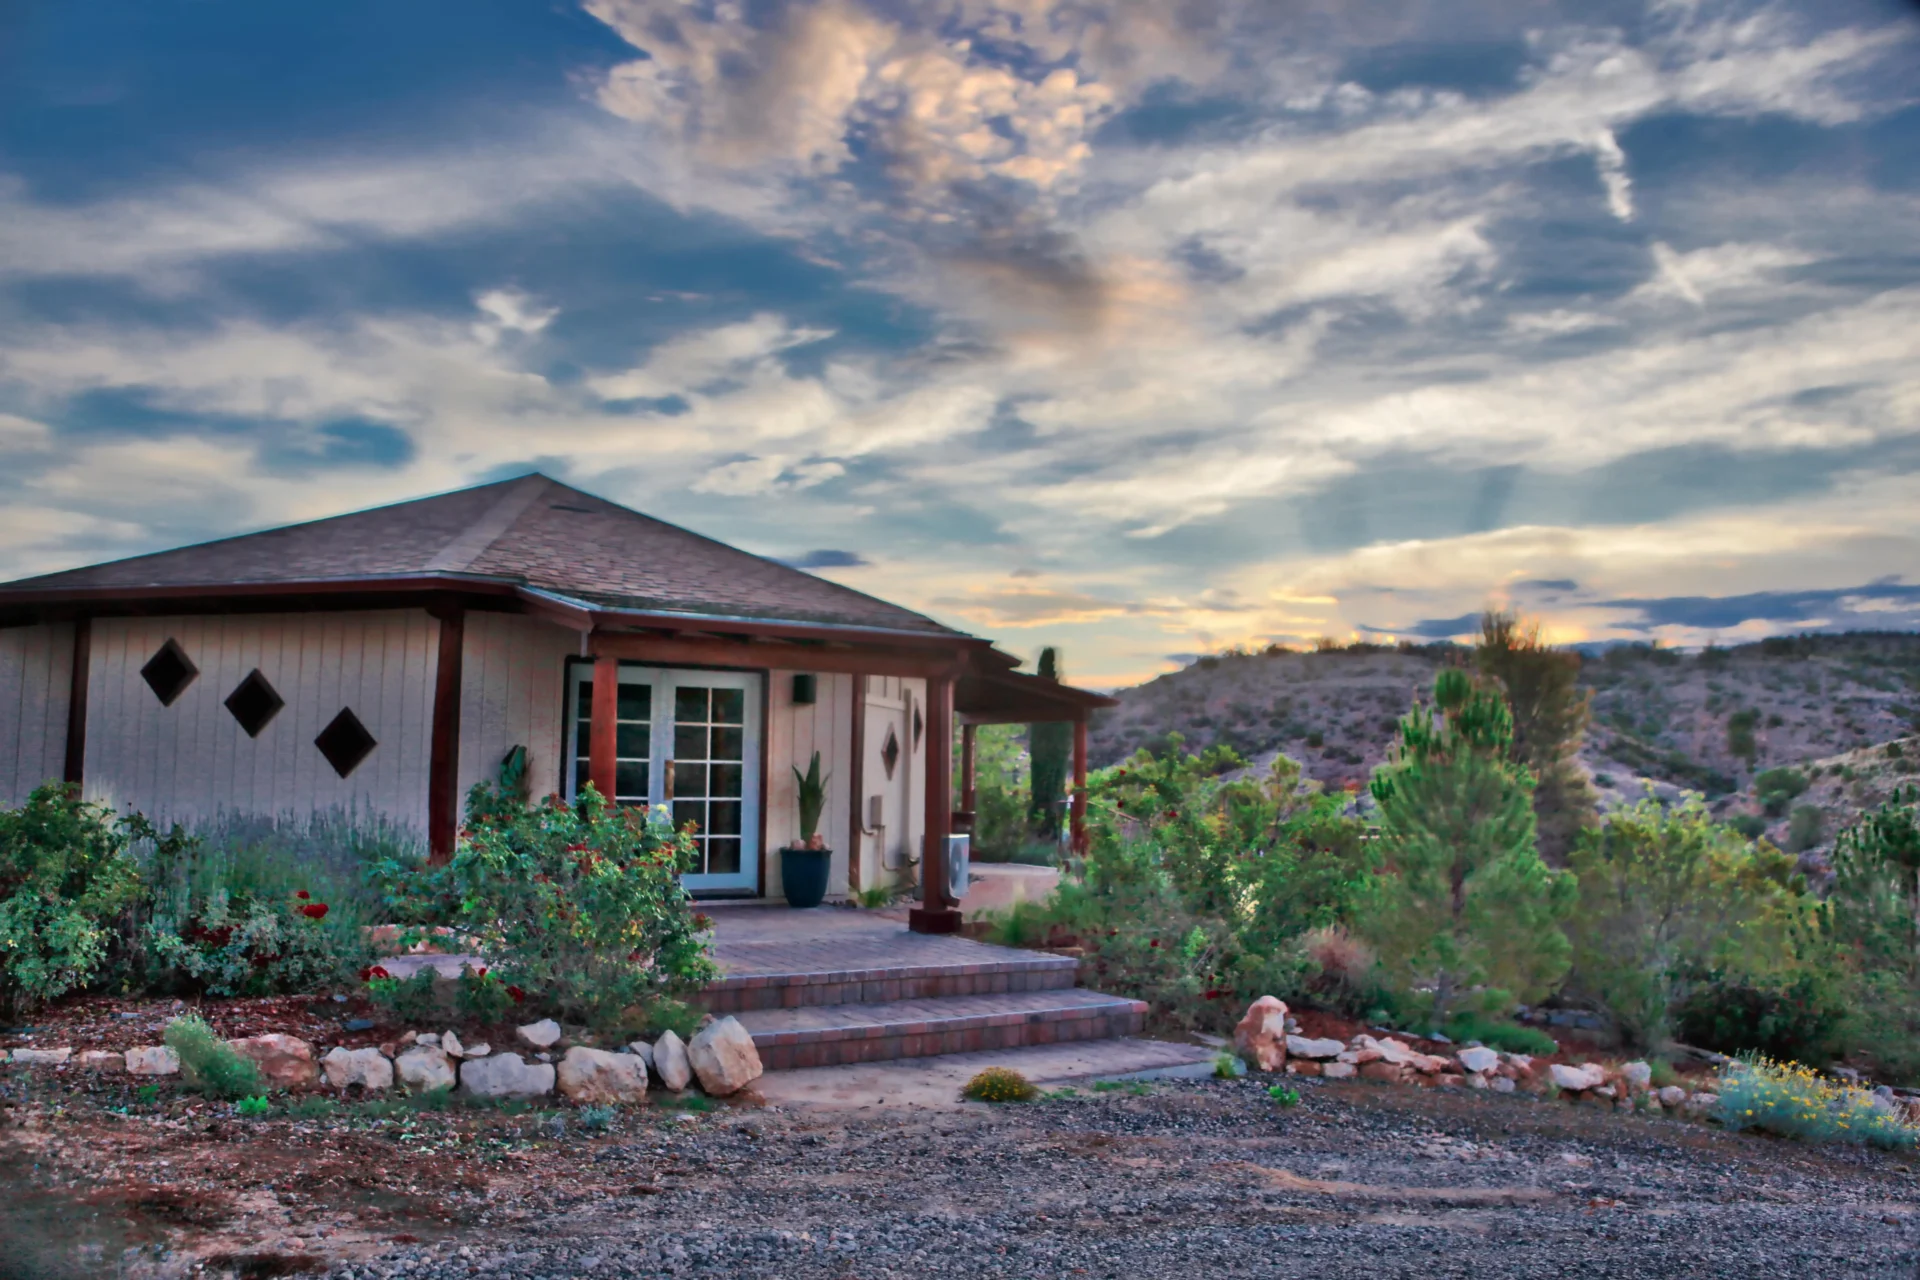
11, 1047, 72, 1066
627, 1040, 656, 1075
1550, 1063, 1607, 1092
227, 1034, 318, 1089
1456, 1046, 1500, 1074
1285, 1035, 1345, 1060
1658, 1085, 1688, 1108
689, 1017, 763, 1097
396, 1045, 457, 1092
78, 1050, 125, 1072
1502, 1052, 1535, 1072
654, 1030, 692, 1091
1359, 1061, 1405, 1083
462, 1041, 491, 1058
1233, 996, 1290, 1072
1320, 1062, 1356, 1080
442, 1031, 466, 1059
1489, 1075, 1516, 1094
1466, 1071, 1488, 1089
557, 1046, 650, 1104
414, 1032, 440, 1050
459, 1053, 555, 1099
126, 1046, 180, 1077
321, 1046, 395, 1092
517, 1019, 562, 1050
1622, 1061, 1653, 1090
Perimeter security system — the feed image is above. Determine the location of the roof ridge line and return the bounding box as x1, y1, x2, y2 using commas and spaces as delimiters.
423, 474, 552, 574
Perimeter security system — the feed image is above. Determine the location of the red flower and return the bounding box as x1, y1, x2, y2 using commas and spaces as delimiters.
360, 965, 391, 983
692, 913, 714, 931
295, 890, 311, 900
506, 985, 526, 1003
1202, 989, 1227, 1000
299, 903, 329, 920
1149, 939, 1160, 948
475, 967, 488, 978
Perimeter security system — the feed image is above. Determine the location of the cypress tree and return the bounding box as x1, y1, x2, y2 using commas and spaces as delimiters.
1363, 668, 1576, 1027
1475, 610, 1599, 861
1029, 648, 1071, 840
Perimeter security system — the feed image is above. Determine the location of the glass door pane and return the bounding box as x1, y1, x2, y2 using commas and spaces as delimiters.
670, 682, 748, 877
566, 668, 652, 807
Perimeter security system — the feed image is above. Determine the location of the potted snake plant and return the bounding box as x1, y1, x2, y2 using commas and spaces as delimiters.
781, 750, 833, 908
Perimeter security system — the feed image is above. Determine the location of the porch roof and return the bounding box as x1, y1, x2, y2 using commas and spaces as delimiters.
955, 666, 1117, 724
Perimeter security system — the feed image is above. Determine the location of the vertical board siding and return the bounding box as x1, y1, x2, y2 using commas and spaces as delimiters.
0, 623, 74, 805
83, 612, 436, 832
766, 670, 854, 897
457, 613, 575, 809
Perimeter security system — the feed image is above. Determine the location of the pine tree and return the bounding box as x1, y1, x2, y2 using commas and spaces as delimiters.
1475, 610, 1599, 861
1363, 668, 1576, 1027
1029, 648, 1071, 840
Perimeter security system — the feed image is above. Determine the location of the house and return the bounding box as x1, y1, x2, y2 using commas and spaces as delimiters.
0, 474, 1111, 932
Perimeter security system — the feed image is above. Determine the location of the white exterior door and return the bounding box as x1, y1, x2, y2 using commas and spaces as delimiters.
565, 664, 762, 894
863, 686, 914, 885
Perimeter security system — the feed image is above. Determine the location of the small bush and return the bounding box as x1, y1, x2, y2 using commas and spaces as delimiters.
579, 1104, 616, 1132
963, 1067, 1039, 1103
454, 964, 514, 1024
1672, 969, 1850, 1064
288, 1096, 337, 1120
1267, 1085, 1301, 1106
1716, 1056, 1917, 1150
1213, 1052, 1244, 1079
365, 968, 440, 1022
1787, 805, 1826, 853
235, 1095, 271, 1118
1442, 1012, 1557, 1056
0, 784, 143, 1019
1727, 813, 1769, 841
164, 1014, 261, 1100
1754, 768, 1809, 817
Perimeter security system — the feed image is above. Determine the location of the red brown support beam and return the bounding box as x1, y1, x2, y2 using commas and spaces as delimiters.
427, 604, 465, 864
588, 655, 619, 802
587, 631, 951, 680
1071, 717, 1089, 858
909, 672, 961, 934
847, 675, 866, 893
62, 616, 91, 788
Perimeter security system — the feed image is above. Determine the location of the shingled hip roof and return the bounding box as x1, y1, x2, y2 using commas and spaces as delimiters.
0, 474, 969, 640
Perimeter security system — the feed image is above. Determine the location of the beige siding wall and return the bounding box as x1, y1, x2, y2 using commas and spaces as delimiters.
84, 612, 437, 831
0, 623, 74, 805
765, 670, 858, 897
849, 675, 929, 895
456, 613, 576, 807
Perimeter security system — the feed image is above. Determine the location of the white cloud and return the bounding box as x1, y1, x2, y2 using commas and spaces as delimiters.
473, 289, 559, 344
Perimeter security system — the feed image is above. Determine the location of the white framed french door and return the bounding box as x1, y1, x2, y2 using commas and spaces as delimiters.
565, 664, 762, 894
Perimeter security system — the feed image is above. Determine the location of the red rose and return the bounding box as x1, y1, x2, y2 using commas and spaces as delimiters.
1149, 939, 1160, 948
362, 965, 390, 982
295, 890, 311, 900
299, 903, 329, 920
506, 985, 526, 1003
475, 967, 488, 978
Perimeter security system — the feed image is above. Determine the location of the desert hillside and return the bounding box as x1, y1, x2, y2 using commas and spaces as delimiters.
1089, 632, 1920, 837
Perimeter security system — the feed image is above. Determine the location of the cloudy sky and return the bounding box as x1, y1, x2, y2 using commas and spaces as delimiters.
3, 0, 1918, 686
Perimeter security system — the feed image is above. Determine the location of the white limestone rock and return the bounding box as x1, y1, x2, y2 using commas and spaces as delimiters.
1621, 1060, 1653, 1090
653, 1030, 692, 1092
1320, 1062, 1356, 1080
11, 1047, 72, 1066
627, 1040, 656, 1076
226, 1033, 317, 1088
78, 1050, 125, 1072
1284, 1035, 1345, 1061
557, 1046, 650, 1104
441, 1031, 465, 1059
688, 1017, 763, 1097
1658, 1085, 1688, 1108
126, 1046, 180, 1076
321, 1046, 394, 1092
516, 1019, 562, 1050
1456, 1046, 1501, 1075
395, 1045, 457, 1092
458, 1052, 555, 1099
1550, 1062, 1607, 1092
1489, 1075, 1517, 1094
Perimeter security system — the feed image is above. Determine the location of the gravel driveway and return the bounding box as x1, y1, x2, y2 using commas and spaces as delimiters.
330, 1078, 1916, 1280
6, 1070, 1916, 1278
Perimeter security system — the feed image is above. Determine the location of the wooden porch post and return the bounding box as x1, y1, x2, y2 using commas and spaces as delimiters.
62, 616, 91, 789
588, 654, 619, 802
427, 603, 465, 864
959, 721, 976, 812
909, 671, 961, 934
848, 675, 866, 893
1071, 717, 1088, 857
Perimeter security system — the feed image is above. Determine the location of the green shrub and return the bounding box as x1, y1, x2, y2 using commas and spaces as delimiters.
1441, 1012, 1557, 1056
1727, 709, 1759, 764
365, 967, 440, 1021
235, 1095, 271, 1118
1716, 1056, 1916, 1150
1754, 768, 1809, 817
448, 782, 716, 1031
164, 1014, 261, 1100
1727, 813, 1769, 841
453, 963, 513, 1024
1266, 1085, 1300, 1106
1828, 788, 1920, 1082
1565, 795, 1811, 1050
958, 725, 1033, 861
1672, 968, 1850, 1064
0, 783, 142, 1018
1213, 1052, 1243, 1079
963, 1067, 1039, 1102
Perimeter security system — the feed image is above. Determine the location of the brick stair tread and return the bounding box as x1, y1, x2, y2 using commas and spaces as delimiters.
708, 936, 1075, 990
735, 989, 1146, 1047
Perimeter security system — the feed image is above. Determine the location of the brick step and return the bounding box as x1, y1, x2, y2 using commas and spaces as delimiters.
736, 988, 1148, 1071
703, 941, 1077, 1014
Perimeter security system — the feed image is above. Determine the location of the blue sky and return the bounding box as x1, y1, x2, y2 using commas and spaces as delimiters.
2, 0, 1918, 685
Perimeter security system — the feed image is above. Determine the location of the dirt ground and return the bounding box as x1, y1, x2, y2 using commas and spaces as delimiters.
4, 1056, 1916, 1280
